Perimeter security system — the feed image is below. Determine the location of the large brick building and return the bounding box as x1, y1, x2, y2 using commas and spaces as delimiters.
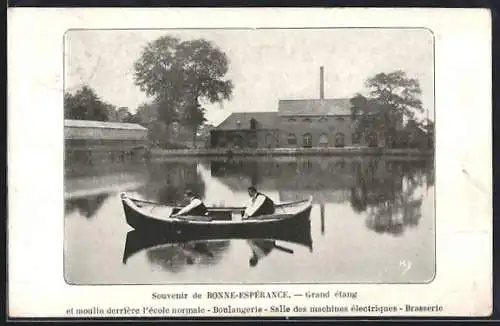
210, 67, 380, 149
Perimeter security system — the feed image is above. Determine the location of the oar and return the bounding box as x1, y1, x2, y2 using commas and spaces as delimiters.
273, 243, 294, 254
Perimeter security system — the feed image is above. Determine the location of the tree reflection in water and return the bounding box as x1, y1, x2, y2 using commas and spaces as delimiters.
351, 158, 431, 236
64, 194, 110, 219
140, 161, 207, 205
210, 156, 434, 237
146, 241, 230, 273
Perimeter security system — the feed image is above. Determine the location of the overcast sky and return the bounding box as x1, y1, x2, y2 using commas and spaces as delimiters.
65, 28, 434, 125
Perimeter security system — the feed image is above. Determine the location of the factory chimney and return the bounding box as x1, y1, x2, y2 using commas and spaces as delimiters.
320, 66, 325, 100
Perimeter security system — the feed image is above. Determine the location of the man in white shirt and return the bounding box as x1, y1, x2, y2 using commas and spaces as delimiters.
172, 190, 208, 217
243, 186, 275, 219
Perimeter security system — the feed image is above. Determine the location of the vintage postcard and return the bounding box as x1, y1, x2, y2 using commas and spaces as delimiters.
7, 8, 492, 319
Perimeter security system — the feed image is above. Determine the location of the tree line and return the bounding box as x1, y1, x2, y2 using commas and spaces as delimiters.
65, 33, 433, 149
349, 70, 434, 149
64, 85, 140, 124
64, 35, 231, 148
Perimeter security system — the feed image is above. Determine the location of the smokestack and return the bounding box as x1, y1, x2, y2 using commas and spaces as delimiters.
320, 66, 324, 100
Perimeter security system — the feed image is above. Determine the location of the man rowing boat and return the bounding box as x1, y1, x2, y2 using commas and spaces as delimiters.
242, 186, 275, 219
171, 190, 208, 217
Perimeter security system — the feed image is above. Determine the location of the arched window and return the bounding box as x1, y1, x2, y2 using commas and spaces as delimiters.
366, 132, 378, 147
319, 117, 328, 122
335, 117, 345, 121
287, 133, 297, 145
266, 133, 274, 148
233, 135, 243, 148
352, 132, 361, 145
303, 133, 312, 148
335, 132, 345, 147
303, 118, 312, 123
319, 133, 329, 146
288, 118, 296, 122
218, 135, 227, 147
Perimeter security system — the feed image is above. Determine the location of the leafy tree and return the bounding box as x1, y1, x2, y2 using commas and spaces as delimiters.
135, 101, 159, 125
64, 85, 110, 121
103, 103, 118, 121
181, 100, 207, 147
350, 71, 424, 148
133, 35, 233, 135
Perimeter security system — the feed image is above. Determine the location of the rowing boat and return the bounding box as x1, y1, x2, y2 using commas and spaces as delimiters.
120, 192, 313, 234
122, 222, 313, 264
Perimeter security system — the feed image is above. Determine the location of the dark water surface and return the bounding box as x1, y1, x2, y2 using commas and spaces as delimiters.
64, 155, 435, 284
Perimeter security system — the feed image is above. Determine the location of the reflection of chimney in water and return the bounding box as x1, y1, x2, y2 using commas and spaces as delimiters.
320, 66, 325, 100
320, 203, 325, 235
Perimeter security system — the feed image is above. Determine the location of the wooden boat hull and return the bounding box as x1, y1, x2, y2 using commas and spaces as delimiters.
121, 193, 313, 234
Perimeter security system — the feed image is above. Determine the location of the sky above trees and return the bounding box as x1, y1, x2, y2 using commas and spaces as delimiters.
64, 28, 434, 125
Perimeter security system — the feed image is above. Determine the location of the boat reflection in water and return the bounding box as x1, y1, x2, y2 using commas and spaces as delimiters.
64, 155, 434, 284
122, 219, 313, 271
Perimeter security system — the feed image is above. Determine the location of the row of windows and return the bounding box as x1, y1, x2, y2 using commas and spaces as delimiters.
287, 132, 374, 146
287, 117, 346, 123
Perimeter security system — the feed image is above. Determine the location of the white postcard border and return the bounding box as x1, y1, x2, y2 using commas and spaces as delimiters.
7, 8, 492, 318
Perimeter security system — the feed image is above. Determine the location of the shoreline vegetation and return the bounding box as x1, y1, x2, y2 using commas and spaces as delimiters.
146, 147, 434, 158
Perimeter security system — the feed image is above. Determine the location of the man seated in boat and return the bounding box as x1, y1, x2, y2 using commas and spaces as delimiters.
171, 190, 209, 217
242, 186, 275, 219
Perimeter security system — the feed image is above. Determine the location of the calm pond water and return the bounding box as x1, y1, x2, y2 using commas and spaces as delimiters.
64, 155, 435, 284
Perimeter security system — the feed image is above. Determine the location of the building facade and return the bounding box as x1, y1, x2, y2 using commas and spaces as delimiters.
64, 119, 149, 167
210, 67, 380, 149
277, 98, 379, 148
210, 112, 280, 149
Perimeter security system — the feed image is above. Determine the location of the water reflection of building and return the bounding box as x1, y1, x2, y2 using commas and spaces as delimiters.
209, 157, 433, 236
138, 161, 206, 205
65, 170, 148, 199
210, 157, 383, 204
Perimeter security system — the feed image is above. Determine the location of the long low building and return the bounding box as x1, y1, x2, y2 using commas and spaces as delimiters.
65, 119, 148, 148
64, 119, 150, 165
65, 119, 148, 140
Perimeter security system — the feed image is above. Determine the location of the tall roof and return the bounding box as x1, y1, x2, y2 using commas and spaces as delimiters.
279, 97, 382, 116
214, 112, 279, 130
65, 119, 147, 130
278, 98, 354, 116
